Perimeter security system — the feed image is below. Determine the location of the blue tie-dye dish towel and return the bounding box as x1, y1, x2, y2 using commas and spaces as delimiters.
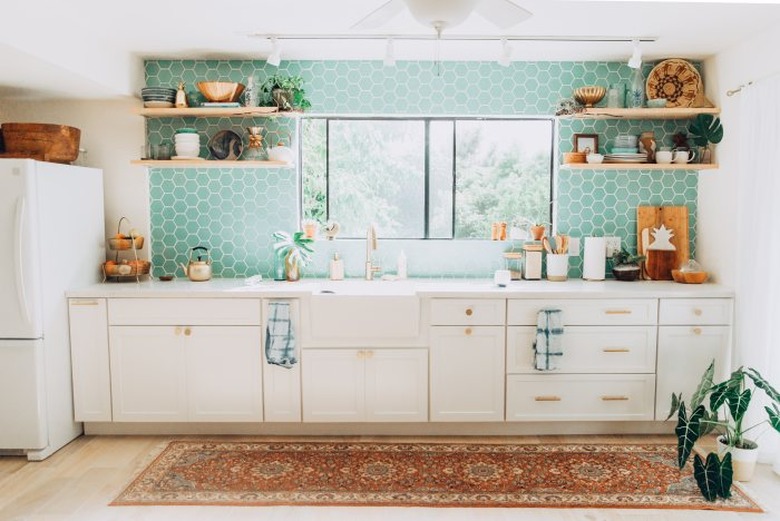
265, 301, 297, 368
533, 308, 564, 371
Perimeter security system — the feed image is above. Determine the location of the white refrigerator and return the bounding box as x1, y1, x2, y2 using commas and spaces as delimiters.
0, 159, 104, 460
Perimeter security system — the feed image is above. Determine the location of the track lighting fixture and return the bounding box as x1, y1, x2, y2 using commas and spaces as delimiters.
267, 37, 281, 67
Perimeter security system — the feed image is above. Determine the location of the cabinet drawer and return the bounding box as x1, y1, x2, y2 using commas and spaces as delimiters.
108, 298, 261, 326
507, 299, 657, 326
659, 299, 732, 325
506, 374, 655, 421
506, 326, 656, 374
430, 299, 506, 326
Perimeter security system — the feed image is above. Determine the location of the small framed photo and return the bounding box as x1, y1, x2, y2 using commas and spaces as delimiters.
574, 134, 598, 154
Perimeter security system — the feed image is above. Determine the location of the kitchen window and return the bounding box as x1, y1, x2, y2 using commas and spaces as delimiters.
301, 117, 554, 239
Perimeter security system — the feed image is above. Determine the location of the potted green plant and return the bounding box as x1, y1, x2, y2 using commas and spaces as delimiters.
273, 230, 314, 281
688, 114, 724, 164
610, 247, 645, 281
669, 360, 780, 500
260, 74, 311, 111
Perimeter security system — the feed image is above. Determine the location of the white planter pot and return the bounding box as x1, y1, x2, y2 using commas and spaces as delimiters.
717, 436, 759, 482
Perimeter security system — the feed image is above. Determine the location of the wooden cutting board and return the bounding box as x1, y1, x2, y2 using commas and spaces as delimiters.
637, 206, 690, 280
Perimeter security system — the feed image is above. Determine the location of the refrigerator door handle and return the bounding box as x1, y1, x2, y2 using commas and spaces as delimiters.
14, 196, 32, 326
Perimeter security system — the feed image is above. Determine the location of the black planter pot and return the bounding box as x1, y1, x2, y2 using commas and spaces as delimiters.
612, 265, 641, 281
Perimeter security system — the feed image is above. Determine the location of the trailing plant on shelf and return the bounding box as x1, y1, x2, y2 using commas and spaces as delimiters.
260, 74, 312, 111
273, 230, 314, 281
668, 360, 780, 499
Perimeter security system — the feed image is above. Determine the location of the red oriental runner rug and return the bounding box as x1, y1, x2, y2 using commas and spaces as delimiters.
112, 440, 761, 511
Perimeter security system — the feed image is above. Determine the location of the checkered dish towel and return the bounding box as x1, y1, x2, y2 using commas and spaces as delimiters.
533, 308, 564, 371
265, 301, 297, 368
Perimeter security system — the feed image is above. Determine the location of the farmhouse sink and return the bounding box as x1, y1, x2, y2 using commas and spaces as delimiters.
306, 282, 421, 342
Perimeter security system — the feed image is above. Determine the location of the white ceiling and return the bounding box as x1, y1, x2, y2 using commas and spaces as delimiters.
2, 0, 780, 99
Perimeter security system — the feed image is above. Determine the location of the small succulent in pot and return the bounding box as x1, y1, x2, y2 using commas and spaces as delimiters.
611, 247, 645, 281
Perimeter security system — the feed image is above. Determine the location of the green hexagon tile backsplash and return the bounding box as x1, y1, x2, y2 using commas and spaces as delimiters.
145, 59, 699, 279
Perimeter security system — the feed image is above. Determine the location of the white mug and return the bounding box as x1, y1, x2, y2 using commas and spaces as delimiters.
494, 269, 511, 287
655, 150, 673, 164
673, 149, 696, 163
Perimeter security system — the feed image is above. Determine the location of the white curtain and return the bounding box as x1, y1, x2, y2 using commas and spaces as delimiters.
736, 74, 780, 472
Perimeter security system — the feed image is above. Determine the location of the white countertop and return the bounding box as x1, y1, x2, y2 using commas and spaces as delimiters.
68, 278, 734, 299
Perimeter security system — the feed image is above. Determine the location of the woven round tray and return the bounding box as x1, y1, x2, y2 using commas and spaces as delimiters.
645, 59, 702, 108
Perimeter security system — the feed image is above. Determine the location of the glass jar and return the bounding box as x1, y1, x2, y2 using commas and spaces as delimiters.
607, 83, 625, 108
628, 67, 645, 108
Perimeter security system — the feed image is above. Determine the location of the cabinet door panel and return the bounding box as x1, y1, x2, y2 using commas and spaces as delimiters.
365, 349, 428, 422
109, 326, 187, 421
507, 326, 656, 374
302, 350, 364, 422
186, 326, 263, 421
430, 326, 505, 421
659, 299, 733, 325
507, 299, 657, 326
69, 299, 111, 421
656, 325, 731, 419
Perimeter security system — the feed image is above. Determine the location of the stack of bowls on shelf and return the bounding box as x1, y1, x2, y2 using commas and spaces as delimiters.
141, 87, 177, 108
173, 128, 201, 159
605, 134, 647, 164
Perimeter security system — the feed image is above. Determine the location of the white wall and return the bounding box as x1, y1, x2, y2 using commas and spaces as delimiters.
700, 28, 780, 287
0, 98, 148, 259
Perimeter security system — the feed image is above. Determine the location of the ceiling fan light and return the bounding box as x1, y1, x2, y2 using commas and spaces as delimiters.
405, 0, 479, 29
267, 37, 281, 67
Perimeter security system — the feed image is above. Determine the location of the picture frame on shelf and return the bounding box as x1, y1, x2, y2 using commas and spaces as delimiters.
573, 134, 598, 154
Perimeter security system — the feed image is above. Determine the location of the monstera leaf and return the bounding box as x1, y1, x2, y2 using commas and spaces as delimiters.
675, 403, 705, 469
688, 114, 724, 146
693, 452, 733, 501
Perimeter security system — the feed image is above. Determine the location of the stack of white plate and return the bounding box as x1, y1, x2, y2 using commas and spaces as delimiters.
605, 152, 648, 163
174, 129, 200, 159
141, 87, 176, 108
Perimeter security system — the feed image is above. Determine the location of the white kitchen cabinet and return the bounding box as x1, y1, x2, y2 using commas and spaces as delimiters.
429, 326, 505, 421
302, 348, 428, 422
656, 325, 731, 419
109, 326, 187, 422
186, 326, 263, 421
109, 325, 262, 422
68, 298, 111, 422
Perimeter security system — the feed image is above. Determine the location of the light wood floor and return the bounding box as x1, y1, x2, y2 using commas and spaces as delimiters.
0, 434, 777, 521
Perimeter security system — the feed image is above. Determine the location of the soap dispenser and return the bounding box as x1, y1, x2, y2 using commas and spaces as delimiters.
329, 252, 344, 281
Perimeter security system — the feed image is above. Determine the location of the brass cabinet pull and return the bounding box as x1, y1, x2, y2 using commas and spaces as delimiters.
464, 327, 472, 336
693, 308, 703, 316
365, 350, 374, 359
605, 309, 632, 315
70, 299, 99, 306
692, 327, 702, 335
601, 396, 629, 401
184, 327, 192, 336
602, 348, 630, 353
174, 327, 182, 336
465, 308, 474, 316
534, 396, 562, 402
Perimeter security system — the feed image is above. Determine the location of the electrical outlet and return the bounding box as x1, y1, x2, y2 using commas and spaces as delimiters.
567, 237, 580, 256
604, 236, 621, 257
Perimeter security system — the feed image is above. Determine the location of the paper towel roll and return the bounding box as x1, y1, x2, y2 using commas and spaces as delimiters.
583, 237, 606, 280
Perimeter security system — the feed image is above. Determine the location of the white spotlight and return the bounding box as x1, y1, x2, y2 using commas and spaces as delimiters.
628, 39, 642, 69
267, 37, 281, 67
498, 38, 512, 67
384, 38, 396, 67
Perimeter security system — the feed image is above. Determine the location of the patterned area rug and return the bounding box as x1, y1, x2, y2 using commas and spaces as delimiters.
112, 440, 761, 510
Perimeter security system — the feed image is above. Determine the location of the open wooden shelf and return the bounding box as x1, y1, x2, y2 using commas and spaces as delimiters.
135, 107, 301, 118
560, 163, 719, 171
564, 107, 721, 120
131, 159, 294, 168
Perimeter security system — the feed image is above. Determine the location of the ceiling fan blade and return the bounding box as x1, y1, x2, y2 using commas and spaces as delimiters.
351, 0, 405, 30
475, 0, 532, 29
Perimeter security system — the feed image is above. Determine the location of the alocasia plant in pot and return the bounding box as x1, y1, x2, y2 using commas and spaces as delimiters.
669, 360, 780, 500
687, 114, 723, 164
